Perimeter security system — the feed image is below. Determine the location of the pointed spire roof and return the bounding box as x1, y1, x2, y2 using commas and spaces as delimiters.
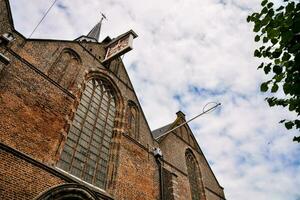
87, 21, 102, 42
75, 13, 106, 43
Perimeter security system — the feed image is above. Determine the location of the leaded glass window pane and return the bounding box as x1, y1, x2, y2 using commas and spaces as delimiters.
57, 79, 116, 189
186, 150, 203, 200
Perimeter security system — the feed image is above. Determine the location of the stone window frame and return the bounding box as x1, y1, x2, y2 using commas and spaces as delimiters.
47, 48, 82, 88
185, 148, 206, 200
109, 57, 121, 74
34, 183, 101, 200
126, 100, 139, 140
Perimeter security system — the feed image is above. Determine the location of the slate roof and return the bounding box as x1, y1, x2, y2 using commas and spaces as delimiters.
87, 21, 102, 42
151, 123, 173, 139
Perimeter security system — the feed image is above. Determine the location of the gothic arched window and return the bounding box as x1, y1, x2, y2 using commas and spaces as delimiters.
48, 48, 81, 89
181, 126, 190, 143
57, 79, 116, 189
127, 101, 139, 139
185, 149, 205, 200
109, 58, 121, 74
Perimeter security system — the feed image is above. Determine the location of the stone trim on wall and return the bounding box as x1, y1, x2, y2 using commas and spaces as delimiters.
34, 183, 99, 200
205, 186, 226, 200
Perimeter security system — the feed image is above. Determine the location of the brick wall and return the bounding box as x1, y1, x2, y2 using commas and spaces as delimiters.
113, 135, 159, 200
0, 147, 66, 200
159, 131, 225, 199
0, 51, 73, 164
0, 0, 12, 33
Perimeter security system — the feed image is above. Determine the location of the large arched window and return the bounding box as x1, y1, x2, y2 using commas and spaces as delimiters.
57, 79, 116, 189
185, 149, 205, 200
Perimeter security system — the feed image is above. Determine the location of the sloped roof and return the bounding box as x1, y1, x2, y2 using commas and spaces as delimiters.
151, 123, 173, 139
87, 21, 102, 42
153, 113, 225, 191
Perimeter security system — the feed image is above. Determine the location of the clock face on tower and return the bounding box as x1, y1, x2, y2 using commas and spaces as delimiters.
103, 30, 137, 64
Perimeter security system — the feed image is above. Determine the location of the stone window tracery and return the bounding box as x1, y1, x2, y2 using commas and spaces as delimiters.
57, 79, 116, 189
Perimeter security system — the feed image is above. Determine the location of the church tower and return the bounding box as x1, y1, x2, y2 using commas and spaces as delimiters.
0, 0, 225, 199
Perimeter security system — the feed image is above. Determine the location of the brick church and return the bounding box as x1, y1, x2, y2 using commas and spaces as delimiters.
0, 0, 226, 199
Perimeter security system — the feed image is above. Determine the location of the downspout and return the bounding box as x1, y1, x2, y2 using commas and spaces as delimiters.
154, 148, 164, 200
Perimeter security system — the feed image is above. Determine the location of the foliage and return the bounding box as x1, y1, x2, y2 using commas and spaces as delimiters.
247, 0, 300, 142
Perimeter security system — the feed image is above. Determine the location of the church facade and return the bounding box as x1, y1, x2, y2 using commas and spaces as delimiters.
0, 0, 226, 199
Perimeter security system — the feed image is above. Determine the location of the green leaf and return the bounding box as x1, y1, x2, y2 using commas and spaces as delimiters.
295, 53, 300, 66
285, 121, 294, 129
267, 98, 276, 106
268, 29, 279, 38
247, 16, 251, 22
289, 102, 296, 111
263, 37, 268, 43
295, 120, 300, 129
272, 51, 281, 58
255, 35, 260, 42
282, 52, 291, 61
271, 38, 278, 44
254, 49, 262, 57
261, 82, 269, 92
273, 65, 282, 74
259, 46, 266, 51
264, 63, 271, 74
271, 83, 279, 93
267, 8, 274, 17
267, 2, 273, 8
281, 31, 293, 44
257, 62, 264, 69
276, 6, 284, 11
292, 17, 300, 33
293, 136, 300, 143
289, 43, 300, 53
274, 74, 285, 82
254, 23, 261, 32
283, 83, 291, 94
261, 0, 268, 6
286, 2, 295, 14
262, 7, 268, 14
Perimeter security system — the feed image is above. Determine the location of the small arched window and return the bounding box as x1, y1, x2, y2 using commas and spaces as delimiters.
48, 48, 81, 89
110, 58, 121, 74
181, 126, 190, 143
127, 101, 139, 139
57, 78, 116, 189
185, 149, 205, 200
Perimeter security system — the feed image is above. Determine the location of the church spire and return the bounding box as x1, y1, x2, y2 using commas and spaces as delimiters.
87, 13, 107, 42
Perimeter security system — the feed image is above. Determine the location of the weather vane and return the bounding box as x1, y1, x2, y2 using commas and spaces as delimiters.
98, 12, 107, 39
100, 12, 107, 21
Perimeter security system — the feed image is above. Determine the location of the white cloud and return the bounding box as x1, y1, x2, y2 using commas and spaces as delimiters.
9, 0, 300, 199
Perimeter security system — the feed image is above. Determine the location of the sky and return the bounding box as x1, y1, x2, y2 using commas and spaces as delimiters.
8, 0, 300, 199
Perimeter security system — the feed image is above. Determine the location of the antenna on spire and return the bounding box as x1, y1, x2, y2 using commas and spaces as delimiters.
101, 12, 107, 21
98, 12, 107, 39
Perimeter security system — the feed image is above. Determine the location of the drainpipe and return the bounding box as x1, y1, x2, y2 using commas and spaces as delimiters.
154, 148, 164, 200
